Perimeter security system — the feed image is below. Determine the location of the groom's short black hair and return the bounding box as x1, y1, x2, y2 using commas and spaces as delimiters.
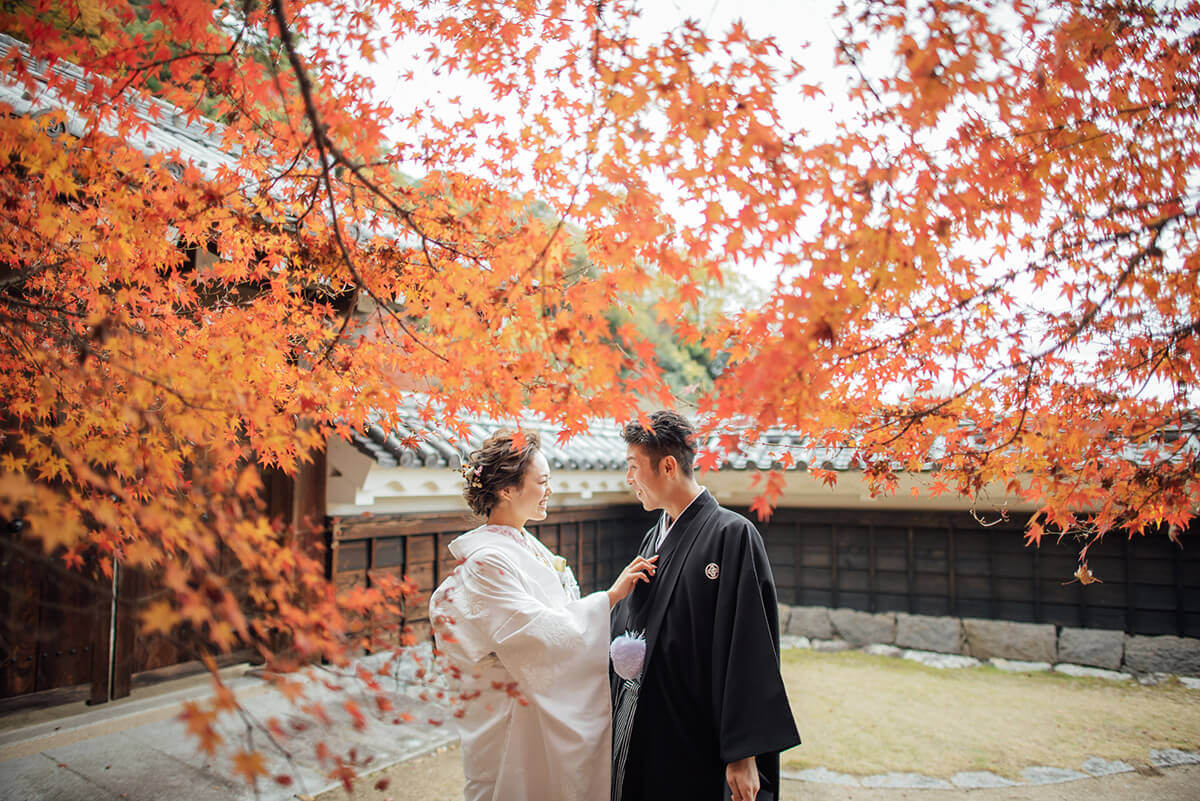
622, 410, 696, 477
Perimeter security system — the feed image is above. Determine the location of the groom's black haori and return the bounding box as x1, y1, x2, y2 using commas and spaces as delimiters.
610, 479, 801, 800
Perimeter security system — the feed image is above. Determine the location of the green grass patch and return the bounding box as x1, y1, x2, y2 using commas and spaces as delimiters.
781, 648, 1200, 779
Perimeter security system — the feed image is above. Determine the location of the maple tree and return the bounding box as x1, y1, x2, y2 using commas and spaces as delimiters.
698, 0, 1200, 564
0, 0, 1196, 787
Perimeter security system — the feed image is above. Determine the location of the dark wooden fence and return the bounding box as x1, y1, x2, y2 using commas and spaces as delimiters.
7, 495, 1196, 712
754, 506, 1200, 638
329, 505, 655, 636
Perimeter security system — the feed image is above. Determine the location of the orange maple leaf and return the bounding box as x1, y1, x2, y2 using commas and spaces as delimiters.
232, 750, 267, 786
139, 600, 179, 637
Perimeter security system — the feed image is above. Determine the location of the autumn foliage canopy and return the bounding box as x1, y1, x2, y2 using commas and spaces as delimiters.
0, 0, 1198, 784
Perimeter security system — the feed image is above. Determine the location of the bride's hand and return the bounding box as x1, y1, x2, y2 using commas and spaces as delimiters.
607, 555, 658, 607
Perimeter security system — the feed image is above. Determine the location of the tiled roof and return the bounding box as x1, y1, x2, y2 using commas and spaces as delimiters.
348, 417, 631, 471
346, 412, 874, 473
347, 407, 1200, 475
0, 34, 416, 246
0, 34, 238, 180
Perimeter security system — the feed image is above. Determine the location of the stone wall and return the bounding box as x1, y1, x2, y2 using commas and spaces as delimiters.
780, 605, 1200, 677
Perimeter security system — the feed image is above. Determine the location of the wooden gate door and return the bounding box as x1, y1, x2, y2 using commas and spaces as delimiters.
1, 458, 323, 712
1, 526, 113, 710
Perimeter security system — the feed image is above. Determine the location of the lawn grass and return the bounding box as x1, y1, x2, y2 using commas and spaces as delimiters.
781, 648, 1200, 779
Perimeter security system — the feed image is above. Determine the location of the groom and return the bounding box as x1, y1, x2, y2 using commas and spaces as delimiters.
610, 411, 801, 801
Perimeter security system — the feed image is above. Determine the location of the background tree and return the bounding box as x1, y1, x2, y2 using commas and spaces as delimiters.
606, 270, 758, 404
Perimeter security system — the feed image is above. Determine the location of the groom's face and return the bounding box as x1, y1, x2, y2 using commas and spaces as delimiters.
625, 444, 671, 511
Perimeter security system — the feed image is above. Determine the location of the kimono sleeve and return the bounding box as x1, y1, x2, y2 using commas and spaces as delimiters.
711, 519, 802, 764
440, 549, 611, 696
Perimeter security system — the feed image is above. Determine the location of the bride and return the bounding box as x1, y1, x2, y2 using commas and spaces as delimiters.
429, 429, 656, 801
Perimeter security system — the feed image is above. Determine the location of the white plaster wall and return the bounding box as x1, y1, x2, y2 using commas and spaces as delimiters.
703, 470, 1040, 515
326, 452, 636, 517
326, 437, 1038, 517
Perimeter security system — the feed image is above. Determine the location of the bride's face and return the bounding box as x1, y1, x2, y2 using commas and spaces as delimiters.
501, 450, 552, 524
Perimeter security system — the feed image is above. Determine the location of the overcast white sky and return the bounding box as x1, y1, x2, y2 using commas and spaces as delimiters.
361, 0, 850, 177
353, 0, 856, 298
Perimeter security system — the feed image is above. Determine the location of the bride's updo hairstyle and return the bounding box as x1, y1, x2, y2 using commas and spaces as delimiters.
462, 429, 543, 517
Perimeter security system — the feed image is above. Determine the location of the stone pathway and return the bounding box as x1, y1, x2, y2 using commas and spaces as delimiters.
783, 752, 1200, 791
0, 649, 456, 801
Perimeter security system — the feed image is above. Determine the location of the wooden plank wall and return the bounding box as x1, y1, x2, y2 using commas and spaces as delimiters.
330, 505, 655, 636
756, 507, 1200, 638
7, 488, 1196, 711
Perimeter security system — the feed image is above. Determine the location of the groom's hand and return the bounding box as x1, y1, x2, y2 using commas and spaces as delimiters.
726, 755, 759, 801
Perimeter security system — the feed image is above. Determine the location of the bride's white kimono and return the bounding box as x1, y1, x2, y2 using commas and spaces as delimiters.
429, 524, 612, 801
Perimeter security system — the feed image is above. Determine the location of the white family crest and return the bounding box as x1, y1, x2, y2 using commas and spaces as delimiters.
704, 562, 719, 580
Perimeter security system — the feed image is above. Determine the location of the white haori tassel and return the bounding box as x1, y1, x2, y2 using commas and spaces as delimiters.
610, 630, 646, 681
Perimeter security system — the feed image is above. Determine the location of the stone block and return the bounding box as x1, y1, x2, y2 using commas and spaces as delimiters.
1124, 635, 1200, 676
1022, 766, 1089, 785
1081, 757, 1133, 777
1137, 672, 1172, 686
781, 767, 859, 786
779, 634, 811, 650
1149, 749, 1200, 767
786, 605, 834, 639
896, 613, 963, 654
861, 773, 953, 789
777, 603, 792, 632
1053, 663, 1131, 681
951, 772, 1018, 789
829, 608, 896, 647
989, 658, 1052, 673
811, 638, 852, 653
902, 650, 980, 670
863, 644, 903, 658
963, 618, 1057, 662
1058, 627, 1124, 670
